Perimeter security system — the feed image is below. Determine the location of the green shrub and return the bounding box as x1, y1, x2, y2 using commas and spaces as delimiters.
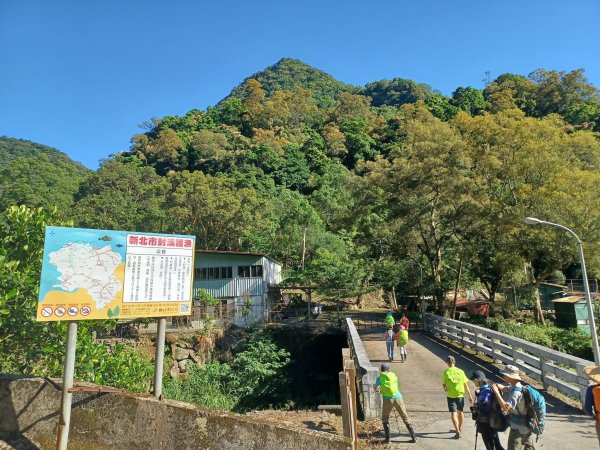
547, 326, 594, 361
0, 205, 153, 392
163, 362, 235, 411
461, 315, 593, 360
162, 330, 291, 412
489, 300, 522, 319
196, 288, 219, 306
230, 331, 291, 409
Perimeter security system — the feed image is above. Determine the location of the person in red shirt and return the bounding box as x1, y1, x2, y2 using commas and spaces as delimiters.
400, 313, 410, 330
584, 365, 600, 445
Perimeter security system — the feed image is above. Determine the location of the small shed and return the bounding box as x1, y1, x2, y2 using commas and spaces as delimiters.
193, 250, 282, 326
538, 282, 567, 309
552, 296, 591, 336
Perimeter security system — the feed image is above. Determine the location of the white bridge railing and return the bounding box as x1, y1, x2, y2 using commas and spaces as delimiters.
425, 314, 593, 407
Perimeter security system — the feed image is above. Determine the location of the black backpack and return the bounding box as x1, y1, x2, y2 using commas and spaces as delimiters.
488, 395, 509, 432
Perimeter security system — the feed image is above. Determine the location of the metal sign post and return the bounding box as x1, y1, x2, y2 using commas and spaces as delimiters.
56, 321, 78, 450
153, 317, 167, 398
36, 227, 195, 448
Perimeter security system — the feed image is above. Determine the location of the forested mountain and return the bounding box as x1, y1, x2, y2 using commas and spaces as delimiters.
0, 137, 90, 216
0, 137, 88, 169
4, 60, 600, 318
226, 58, 354, 107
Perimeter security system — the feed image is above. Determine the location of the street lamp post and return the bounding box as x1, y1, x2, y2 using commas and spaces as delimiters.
524, 217, 600, 365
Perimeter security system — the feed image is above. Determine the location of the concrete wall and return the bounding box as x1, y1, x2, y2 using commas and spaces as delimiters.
0, 376, 351, 450
344, 318, 380, 420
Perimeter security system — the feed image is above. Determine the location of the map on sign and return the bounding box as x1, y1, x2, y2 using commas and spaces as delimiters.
37, 227, 195, 322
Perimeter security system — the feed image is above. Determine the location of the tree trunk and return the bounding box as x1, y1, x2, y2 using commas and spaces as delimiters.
355, 292, 363, 309
532, 284, 546, 325
449, 257, 463, 319
390, 286, 398, 310
301, 227, 307, 271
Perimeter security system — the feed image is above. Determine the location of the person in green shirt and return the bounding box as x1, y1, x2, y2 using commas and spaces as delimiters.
375, 363, 417, 443
442, 355, 473, 439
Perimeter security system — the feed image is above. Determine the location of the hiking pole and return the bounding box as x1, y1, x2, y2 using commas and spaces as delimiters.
474, 421, 478, 450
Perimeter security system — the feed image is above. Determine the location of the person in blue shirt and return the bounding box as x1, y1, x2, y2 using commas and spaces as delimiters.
375, 363, 417, 443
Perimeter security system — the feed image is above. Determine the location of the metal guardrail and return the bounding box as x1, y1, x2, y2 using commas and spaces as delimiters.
425, 314, 593, 407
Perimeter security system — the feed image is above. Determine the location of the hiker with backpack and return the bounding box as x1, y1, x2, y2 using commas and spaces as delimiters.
375, 363, 417, 444
492, 364, 546, 450
442, 355, 474, 439
400, 312, 410, 330
397, 324, 409, 362
470, 370, 506, 450
385, 311, 395, 328
583, 365, 600, 445
384, 326, 396, 362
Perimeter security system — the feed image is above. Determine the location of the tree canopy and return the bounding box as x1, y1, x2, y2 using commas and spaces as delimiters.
4, 60, 600, 318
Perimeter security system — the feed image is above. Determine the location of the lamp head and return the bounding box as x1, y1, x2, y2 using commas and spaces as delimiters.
524, 217, 542, 225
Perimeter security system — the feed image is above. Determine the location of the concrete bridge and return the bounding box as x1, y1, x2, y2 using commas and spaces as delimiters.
345, 314, 598, 449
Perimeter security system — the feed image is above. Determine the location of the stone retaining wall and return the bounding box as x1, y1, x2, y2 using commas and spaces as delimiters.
0, 376, 351, 450
344, 318, 380, 420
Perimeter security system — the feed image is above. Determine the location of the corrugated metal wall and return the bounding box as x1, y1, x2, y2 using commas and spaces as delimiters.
262, 257, 282, 286
193, 252, 281, 301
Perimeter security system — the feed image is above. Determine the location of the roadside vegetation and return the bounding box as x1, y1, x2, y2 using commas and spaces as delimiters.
462, 314, 593, 360
0, 206, 152, 392
163, 330, 291, 412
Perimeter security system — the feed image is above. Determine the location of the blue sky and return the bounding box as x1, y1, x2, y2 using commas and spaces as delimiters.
1, 0, 599, 169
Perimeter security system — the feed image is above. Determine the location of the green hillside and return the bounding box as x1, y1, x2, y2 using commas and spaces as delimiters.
226, 58, 354, 107
0, 137, 90, 216
0, 136, 88, 171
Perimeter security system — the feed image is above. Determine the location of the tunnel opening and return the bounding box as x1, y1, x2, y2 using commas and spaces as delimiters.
270, 328, 347, 408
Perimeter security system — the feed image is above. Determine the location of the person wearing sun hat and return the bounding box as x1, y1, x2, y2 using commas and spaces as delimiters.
492, 365, 533, 450
584, 365, 600, 444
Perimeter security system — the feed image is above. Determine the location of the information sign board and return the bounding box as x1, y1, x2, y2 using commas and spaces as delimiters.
36, 226, 195, 321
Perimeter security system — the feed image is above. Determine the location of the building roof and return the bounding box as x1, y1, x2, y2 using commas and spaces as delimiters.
195, 249, 282, 266
552, 296, 585, 304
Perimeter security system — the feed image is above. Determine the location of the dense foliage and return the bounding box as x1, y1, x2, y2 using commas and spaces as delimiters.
3, 59, 600, 320
0, 137, 89, 217
163, 331, 291, 412
0, 205, 152, 391
462, 315, 593, 360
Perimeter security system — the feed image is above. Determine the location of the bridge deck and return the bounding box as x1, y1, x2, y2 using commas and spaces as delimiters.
359, 324, 597, 449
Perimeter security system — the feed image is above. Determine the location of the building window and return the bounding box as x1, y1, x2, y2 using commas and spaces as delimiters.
238, 265, 263, 278
196, 267, 233, 280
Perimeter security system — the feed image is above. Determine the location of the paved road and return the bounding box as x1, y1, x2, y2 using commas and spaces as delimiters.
360, 326, 598, 449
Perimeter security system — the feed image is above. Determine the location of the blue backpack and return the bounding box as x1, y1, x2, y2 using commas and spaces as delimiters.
477, 386, 509, 431
520, 385, 546, 435
477, 386, 495, 415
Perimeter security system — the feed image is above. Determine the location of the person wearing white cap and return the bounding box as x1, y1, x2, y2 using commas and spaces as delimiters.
584, 365, 600, 445
491, 365, 533, 450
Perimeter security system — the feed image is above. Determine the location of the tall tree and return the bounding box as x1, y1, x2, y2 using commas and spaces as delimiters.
455, 110, 600, 322
166, 171, 269, 250
451, 87, 486, 115
71, 157, 169, 232
366, 105, 475, 313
